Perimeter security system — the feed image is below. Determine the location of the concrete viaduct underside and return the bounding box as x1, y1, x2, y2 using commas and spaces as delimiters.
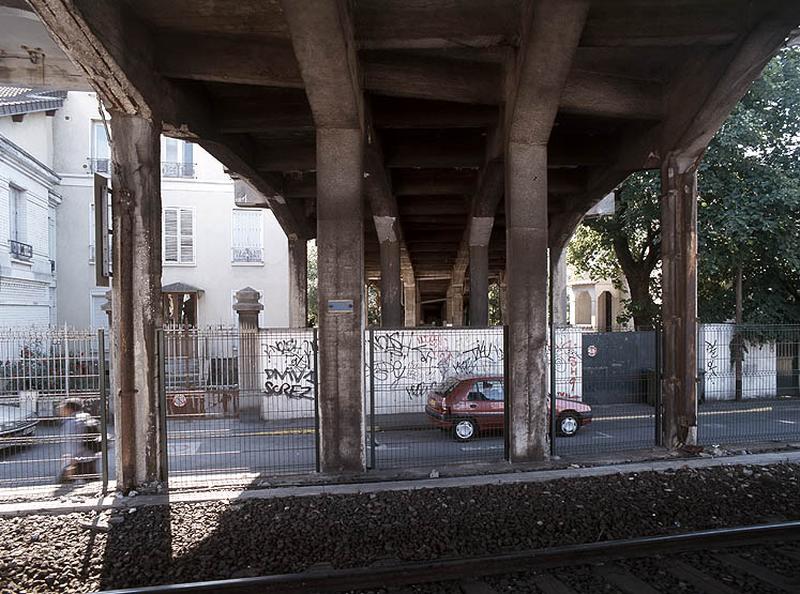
2, 0, 798, 489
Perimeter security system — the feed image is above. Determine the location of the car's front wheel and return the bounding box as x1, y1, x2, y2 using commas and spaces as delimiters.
453, 418, 477, 441
557, 412, 580, 437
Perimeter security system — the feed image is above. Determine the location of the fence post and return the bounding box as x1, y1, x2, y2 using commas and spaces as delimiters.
655, 327, 663, 447
369, 328, 376, 470
156, 329, 169, 485
64, 325, 71, 397
98, 328, 109, 493
503, 324, 510, 461
313, 327, 321, 473
233, 287, 264, 422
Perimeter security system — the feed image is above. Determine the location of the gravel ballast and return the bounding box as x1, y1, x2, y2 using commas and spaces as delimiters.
1, 463, 799, 593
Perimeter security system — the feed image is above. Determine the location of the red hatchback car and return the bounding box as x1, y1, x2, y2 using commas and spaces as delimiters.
424, 376, 592, 441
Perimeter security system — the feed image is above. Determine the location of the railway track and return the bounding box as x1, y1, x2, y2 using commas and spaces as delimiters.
96, 521, 800, 594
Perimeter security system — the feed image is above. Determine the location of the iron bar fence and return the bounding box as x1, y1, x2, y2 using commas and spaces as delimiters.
159, 326, 318, 486
365, 326, 507, 470
697, 324, 800, 446
0, 322, 797, 492
0, 328, 111, 489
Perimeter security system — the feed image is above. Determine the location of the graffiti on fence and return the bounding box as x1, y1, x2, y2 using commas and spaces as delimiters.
370, 330, 504, 400
553, 333, 582, 399
700, 324, 777, 400
261, 336, 315, 400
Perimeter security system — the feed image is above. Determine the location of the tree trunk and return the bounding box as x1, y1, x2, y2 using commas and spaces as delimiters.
627, 273, 655, 329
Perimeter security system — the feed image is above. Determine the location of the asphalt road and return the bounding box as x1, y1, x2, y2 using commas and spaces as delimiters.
2, 399, 799, 487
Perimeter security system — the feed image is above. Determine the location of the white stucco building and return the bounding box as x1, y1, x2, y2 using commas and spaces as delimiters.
54, 91, 290, 329
0, 88, 62, 326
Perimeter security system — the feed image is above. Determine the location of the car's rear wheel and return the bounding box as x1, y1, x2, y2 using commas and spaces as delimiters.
557, 412, 580, 437
453, 418, 477, 441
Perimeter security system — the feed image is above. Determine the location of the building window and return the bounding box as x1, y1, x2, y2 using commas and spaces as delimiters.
162, 138, 195, 178
163, 207, 195, 264
231, 209, 264, 264
8, 185, 32, 260
90, 121, 111, 173
89, 195, 112, 264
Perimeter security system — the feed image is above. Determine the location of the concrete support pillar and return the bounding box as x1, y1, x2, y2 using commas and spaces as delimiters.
499, 271, 508, 325
403, 278, 417, 327
375, 217, 403, 327
552, 248, 568, 327
661, 157, 699, 447
317, 128, 365, 473
288, 238, 308, 327
446, 284, 464, 326
468, 216, 493, 326
108, 113, 162, 490
469, 245, 489, 326
506, 143, 549, 462
233, 287, 264, 422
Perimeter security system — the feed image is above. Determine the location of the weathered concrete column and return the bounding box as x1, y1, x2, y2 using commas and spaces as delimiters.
660, 157, 698, 447
288, 238, 308, 327
446, 284, 464, 326
375, 217, 403, 326
403, 277, 417, 327
109, 113, 163, 490
233, 287, 264, 422
469, 245, 489, 326
506, 143, 550, 461
317, 128, 365, 473
552, 248, 568, 326
499, 271, 508, 325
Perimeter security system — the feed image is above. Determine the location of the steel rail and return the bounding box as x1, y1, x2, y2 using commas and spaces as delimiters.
95, 520, 800, 594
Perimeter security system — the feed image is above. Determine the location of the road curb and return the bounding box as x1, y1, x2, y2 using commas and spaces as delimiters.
1, 449, 799, 517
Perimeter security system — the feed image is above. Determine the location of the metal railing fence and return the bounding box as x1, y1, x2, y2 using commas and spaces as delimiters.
551, 328, 660, 457
158, 326, 318, 486
365, 326, 507, 470
698, 324, 800, 446
0, 328, 111, 489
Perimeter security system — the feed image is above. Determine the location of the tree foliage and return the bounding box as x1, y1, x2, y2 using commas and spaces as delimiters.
568, 47, 800, 326
697, 47, 800, 323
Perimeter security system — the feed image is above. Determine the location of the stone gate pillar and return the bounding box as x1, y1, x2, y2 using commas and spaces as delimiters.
233, 287, 264, 422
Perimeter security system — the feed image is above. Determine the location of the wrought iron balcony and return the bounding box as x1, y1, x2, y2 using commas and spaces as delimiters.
9, 239, 33, 261
161, 161, 196, 178
88, 157, 111, 174
232, 246, 264, 264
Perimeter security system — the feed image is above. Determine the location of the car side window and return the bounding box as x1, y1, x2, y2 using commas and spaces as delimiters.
481, 381, 504, 402
468, 382, 485, 400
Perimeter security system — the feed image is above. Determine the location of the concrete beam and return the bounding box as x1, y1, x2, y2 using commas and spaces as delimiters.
108, 112, 163, 490
506, 0, 589, 463
26, 0, 309, 243
660, 157, 698, 447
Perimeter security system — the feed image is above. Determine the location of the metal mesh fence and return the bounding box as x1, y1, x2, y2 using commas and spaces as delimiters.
161, 327, 318, 486
0, 328, 110, 488
698, 324, 800, 446
552, 328, 659, 457
366, 326, 506, 470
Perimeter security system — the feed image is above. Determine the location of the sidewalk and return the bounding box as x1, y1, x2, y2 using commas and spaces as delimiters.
1, 447, 798, 517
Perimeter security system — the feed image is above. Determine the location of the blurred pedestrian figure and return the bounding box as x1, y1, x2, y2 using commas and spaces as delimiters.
57, 398, 99, 483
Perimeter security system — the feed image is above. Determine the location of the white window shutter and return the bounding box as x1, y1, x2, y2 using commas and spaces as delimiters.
179, 208, 194, 263
231, 210, 263, 262
164, 208, 179, 262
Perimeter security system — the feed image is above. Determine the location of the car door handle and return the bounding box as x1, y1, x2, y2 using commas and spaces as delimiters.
469, 404, 478, 409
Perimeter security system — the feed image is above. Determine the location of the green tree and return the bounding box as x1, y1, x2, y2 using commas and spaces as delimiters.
568, 47, 800, 326
698, 47, 800, 323
568, 170, 662, 329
